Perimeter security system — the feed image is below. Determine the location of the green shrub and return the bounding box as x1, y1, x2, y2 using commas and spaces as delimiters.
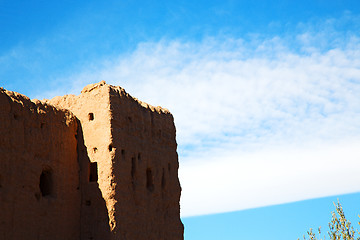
300, 201, 360, 240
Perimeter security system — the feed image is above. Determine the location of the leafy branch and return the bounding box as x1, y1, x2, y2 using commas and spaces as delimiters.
299, 201, 360, 240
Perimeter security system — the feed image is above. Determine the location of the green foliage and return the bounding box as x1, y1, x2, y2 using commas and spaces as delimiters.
299, 201, 360, 240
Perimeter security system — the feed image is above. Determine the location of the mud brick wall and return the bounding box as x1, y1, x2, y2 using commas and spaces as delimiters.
0, 81, 183, 240
0, 88, 80, 240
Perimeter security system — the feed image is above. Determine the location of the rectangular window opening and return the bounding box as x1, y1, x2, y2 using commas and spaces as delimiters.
89, 162, 98, 182
146, 168, 154, 192
40, 169, 53, 197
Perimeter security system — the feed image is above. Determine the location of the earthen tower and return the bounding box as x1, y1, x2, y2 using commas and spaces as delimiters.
0, 81, 183, 240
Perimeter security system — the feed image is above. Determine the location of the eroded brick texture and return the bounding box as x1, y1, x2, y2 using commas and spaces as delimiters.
0, 81, 183, 240
0, 88, 80, 240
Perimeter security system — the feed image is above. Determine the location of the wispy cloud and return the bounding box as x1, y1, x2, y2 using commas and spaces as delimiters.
39, 16, 360, 217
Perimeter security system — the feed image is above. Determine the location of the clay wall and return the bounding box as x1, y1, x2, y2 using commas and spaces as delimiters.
49, 81, 183, 240
109, 86, 183, 240
0, 88, 80, 240
0, 81, 183, 240
48, 82, 113, 240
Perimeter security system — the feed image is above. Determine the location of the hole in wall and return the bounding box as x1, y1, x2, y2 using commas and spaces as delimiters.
146, 168, 154, 192
89, 162, 98, 182
121, 149, 125, 161
88, 113, 94, 121
108, 144, 113, 152
161, 168, 166, 189
93, 147, 98, 153
40, 122, 45, 129
131, 157, 136, 179
39, 169, 53, 197
131, 157, 136, 190
127, 116, 132, 123
13, 113, 19, 120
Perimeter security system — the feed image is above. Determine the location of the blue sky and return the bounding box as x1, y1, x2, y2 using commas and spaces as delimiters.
1, 0, 360, 239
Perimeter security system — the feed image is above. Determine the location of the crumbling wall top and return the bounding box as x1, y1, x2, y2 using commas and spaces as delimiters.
81, 81, 171, 114
0, 87, 76, 127
81, 80, 108, 93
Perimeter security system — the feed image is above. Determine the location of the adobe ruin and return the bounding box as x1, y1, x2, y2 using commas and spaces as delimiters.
0, 81, 183, 240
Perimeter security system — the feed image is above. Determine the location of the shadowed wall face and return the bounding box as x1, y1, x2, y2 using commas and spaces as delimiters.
109, 86, 183, 240
47, 83, 113, 240
0, 88, 80, 240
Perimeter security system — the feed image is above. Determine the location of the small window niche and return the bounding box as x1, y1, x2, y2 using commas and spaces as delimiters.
146, 168, 154, 192
131, 157, 136, 179
121, 149, 125, 161
108, 144, 114, 152
88, 113, 94, 121
39, 169, 53, 197
89, 162, 98, 182
161, 168, 166, 190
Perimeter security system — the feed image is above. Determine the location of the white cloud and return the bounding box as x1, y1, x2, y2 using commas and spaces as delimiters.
180, 140, 360, 217
42, 25, 360, 217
